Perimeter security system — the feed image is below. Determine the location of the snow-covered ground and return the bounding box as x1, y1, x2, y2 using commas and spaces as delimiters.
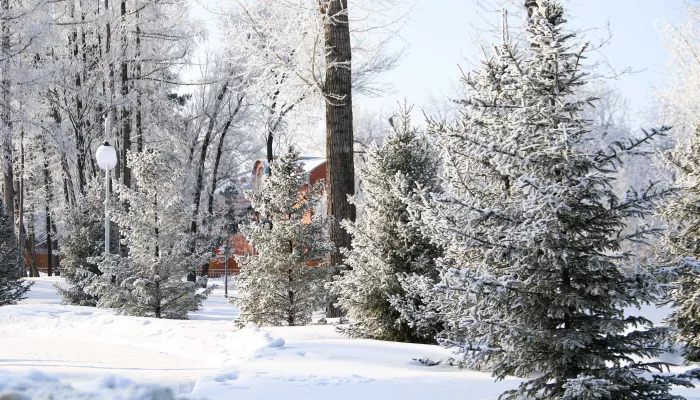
1, 277, 699, 399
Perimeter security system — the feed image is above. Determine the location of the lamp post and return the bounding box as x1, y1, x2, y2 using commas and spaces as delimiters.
223, 242, 230, 297
95, 118, 118, 254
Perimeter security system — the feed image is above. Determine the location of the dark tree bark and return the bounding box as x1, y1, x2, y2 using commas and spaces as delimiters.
191, 82, 228, 237
60, 154, 75, 207
105, 0, 114, 118
188, 82, 229, 282
202, 94, 244, 282
265, 75, 296, 169
135, 12, 143, 152
18, 128, 26, 276
70, 0, 88, 196
51, 221, 59, 275
43, 139, 53, 276
266, 130, 273, 166
321, 0, 356, 317
120, 0, 131, 189
25, 214, 39, 278
1, 0, 16, 256
206, 94, 243, 219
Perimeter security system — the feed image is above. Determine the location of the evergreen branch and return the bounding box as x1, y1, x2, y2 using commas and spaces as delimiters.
594, 126, 671, 165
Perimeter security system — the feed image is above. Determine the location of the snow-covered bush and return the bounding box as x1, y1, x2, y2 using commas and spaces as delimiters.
404, 1, 693, 398
659, 126, 700, 361
55, 179, 105, 306
0, 200, 31, 306
90, 150, 212, 319
234, 147, 333, 326
329, 105, 442, 343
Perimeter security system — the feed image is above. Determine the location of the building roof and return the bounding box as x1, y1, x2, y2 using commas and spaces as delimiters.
252, 157, 326, 177
298, 157, 326, 173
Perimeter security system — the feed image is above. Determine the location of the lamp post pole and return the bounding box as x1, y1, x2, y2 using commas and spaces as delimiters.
105, 162, 110, 254
104, 115, 111, 254
224, 244, 230, 297
96, 114, 118, 255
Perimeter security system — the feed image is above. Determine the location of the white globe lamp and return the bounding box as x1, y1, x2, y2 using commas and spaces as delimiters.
96, 142, 118, 170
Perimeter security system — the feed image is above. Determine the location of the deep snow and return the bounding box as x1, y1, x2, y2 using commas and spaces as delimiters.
1, 276, 699, 399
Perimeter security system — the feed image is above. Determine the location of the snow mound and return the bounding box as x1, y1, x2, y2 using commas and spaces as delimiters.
0, 369, 192, 400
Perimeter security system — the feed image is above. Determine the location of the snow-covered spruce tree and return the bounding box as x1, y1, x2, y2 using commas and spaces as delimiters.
234, 148, 333, 326
55, 180, 106, 306
90, 150, 212, 319
405, 2, 698, 398
659, 126, 700, 362
0, 200, 31, 306
329, 106, 442, 343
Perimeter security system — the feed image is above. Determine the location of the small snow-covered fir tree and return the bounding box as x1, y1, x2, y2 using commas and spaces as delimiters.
90, 150, 212, 319
329, 105, 442, 342
659, 126, 700, 362
0, 200, 31, 306
406, 2, 698, 398
55, 180, 105, 306
234, 147, 333, 326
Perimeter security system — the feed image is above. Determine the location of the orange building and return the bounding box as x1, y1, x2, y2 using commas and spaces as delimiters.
205, 157, 327, 277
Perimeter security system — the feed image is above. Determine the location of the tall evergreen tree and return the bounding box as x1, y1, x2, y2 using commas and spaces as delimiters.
234, 148, 333, 326
659, 126, 700, 362
90, 150, 212, 319
330, 106, 442, 342
55, 180, 105, 306
0, 200, 31, 306
406, 2, 697, 398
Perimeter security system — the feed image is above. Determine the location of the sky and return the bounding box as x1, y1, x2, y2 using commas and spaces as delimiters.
359, 0, 686, 123
190, 0, 688, 156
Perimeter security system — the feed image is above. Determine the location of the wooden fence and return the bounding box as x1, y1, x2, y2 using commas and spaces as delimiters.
25, 254, 60, 275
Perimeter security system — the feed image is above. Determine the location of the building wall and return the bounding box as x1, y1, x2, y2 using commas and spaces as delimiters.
25, 254, 60, 275
206, 158, 327, 277
309, 162, 327, 187
206, 232, 252, 275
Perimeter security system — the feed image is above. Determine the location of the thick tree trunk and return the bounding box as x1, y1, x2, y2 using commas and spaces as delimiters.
45, 215, 52, 275
105, 0, 114, 121
106, 0, 112, 88
266, 130, 273, 166
51, 221, 59, 275
18, 129, 27, 277
61, 153, 76, 207
24, 216, 39, 278
1, 0, 16, 262
43, 140, 53, 276
135, 11, 143, 152
70, 1, 87, 196
321, 0, 356, 317
120, 0, 131, 189
19, 132, 37, 278
207, 118, 233, 218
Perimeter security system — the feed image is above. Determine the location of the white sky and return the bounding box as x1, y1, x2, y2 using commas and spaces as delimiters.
189, 0, 687, 157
